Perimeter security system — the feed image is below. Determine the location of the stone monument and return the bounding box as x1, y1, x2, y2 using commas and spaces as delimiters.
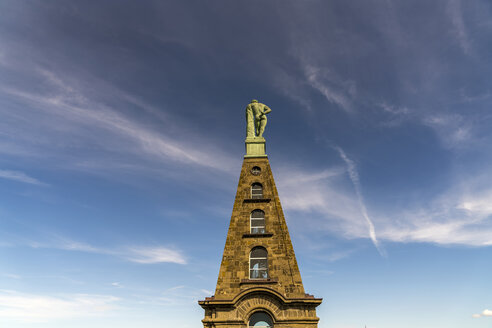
198, 101, 322, 328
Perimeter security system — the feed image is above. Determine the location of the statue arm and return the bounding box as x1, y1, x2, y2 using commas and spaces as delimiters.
263, 106, 272, 115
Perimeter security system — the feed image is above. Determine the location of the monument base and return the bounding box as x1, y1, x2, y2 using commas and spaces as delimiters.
245, 137, 267, 158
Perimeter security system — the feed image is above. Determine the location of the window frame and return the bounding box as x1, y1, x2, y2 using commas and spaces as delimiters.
251, 166, 261, 176
251, 182, 263, 199
248, 311, 274, 327
250, 209, 266, 234
249, 246, 268, 279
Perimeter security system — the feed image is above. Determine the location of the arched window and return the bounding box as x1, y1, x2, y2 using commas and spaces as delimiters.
250, 210, 265, 234
249, 311, 273, 327
250, 247, 268, 279
251, 183, 263, 199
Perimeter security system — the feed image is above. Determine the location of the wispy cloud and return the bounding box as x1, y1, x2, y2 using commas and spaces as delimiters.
276, 165, 377, 252
0, 169, 47, 186
380, 103, 410, 116
303, 65, 355, 113
422, 113, 472, 148
13, 236, 188, 265
378, 180, 492, 246
447, 0, 471, 55
55, 239, 101, 253
125, 246, 186, 265
0, 66, 238, 183
155, 285, 211, 306
129, 285, 213, 308
277, 166, 361, 218
312, 248, 358, 262
472, 309, 492, 318
335, 147, 386, 257
1, 273, 21, 279
200, 289, 213, 295
482, 309, 492, 316
0, 290, 118, 322
277, 153, 492, 250
458, 189, 492, 215
378, 217, 492, 246
2, 85, 234, 172
378, 102, 412, 127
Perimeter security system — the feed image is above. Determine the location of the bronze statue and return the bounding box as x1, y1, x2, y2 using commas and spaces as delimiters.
245, 99, 271, 138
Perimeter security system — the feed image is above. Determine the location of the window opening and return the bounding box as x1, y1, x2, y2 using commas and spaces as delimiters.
249, 311, 273, 327
250, 247, 268, 279
251, 183, 263, 199
250, 209, 265, 234
251, 166, 261, 175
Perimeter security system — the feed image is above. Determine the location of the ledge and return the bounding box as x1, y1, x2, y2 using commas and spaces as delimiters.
242, 233, 273, 238
243, 198, 271, 203
198, 287, 323, 308
240, 278, 278, 285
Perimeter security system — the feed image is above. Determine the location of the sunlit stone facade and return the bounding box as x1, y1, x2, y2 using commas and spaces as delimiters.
199, 156, 322, 328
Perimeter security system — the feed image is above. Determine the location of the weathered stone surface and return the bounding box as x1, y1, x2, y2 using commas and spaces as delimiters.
199, 156, 322, 327
245, 137, 267, 158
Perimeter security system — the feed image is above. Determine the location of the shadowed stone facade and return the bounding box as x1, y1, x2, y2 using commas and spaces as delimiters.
199, 155, 322, 327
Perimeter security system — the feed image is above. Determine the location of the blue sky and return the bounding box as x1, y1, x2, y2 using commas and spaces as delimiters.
0, 1, 491, 327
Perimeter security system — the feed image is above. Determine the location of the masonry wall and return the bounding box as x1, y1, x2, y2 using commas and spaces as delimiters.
215, 157, 305, 299
200, 156, 322, 328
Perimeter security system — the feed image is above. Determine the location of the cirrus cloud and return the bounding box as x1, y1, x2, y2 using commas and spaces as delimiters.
0, 290, 119, 322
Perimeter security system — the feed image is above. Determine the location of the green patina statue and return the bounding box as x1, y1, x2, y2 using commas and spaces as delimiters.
245, 99, 272, 138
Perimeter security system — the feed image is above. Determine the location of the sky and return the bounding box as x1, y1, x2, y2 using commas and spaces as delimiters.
0, 1, 491, 327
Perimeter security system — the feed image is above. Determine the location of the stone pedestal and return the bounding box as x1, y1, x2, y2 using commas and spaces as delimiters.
245, 137, 267, 158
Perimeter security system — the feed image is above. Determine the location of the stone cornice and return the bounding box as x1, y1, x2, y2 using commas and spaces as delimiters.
242, 233, 273, 238
243, 198, 271, 203
239, 278, 278, 285
198, 287, 322, 308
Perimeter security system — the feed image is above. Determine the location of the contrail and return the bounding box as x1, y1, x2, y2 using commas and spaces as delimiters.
335, 146, 386, 257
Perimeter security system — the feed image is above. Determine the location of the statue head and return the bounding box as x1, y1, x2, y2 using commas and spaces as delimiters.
251, 99, 258, 103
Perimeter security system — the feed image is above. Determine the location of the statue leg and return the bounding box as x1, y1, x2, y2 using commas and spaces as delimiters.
258, 116, 267, 137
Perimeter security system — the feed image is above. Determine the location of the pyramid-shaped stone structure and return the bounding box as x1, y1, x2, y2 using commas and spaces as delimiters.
199, 130, 322, 327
